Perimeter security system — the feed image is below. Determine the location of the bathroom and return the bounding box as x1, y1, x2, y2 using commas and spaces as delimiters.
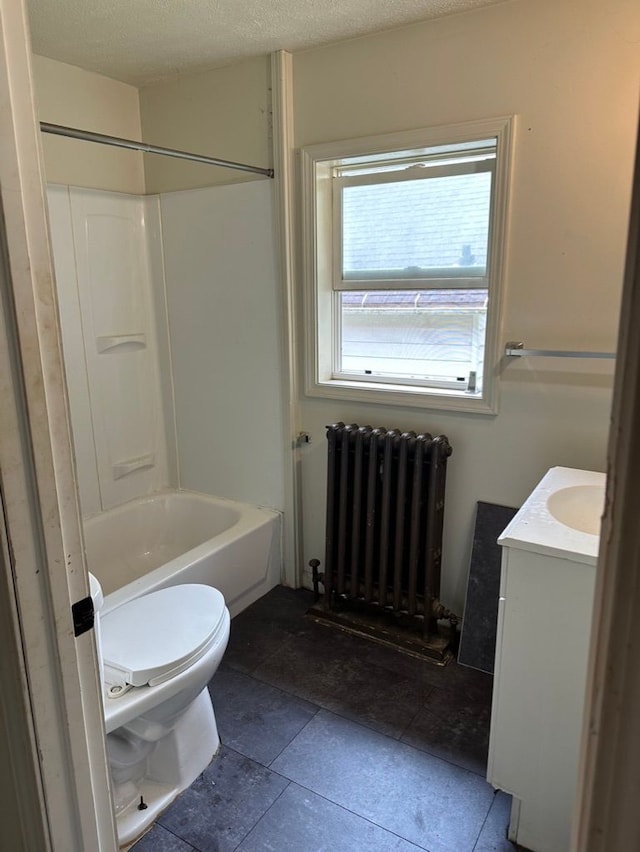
0, 0, 639, 848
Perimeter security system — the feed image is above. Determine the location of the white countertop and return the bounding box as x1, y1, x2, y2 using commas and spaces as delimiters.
498, 466, 606, 566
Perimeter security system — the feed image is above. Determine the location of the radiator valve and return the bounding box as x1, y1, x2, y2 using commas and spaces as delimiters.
309, 558, 324, 601
432, 598, 460, 628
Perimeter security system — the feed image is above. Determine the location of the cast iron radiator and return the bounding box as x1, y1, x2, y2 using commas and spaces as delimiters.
314, 422, 454, 643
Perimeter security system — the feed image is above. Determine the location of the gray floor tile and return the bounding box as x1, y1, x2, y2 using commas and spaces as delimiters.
401, 684, 491, 775
224, 620, 292, 675
253, 631, 433, 738
307, 619, 494, 697
271, 709, 496, 852
133, 589, 504, 852
157, 746, 288, 852
129, 824, 196, 851
209, 666, 319, 765
437, 663, 494, 704
224, 588, 316, 674
474, 791, 521, 851
305, 619, 463, 690
236, 585, 316, 632
237, 783, 425, 852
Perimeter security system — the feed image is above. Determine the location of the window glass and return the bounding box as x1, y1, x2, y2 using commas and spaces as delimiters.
338, 289, 487, 391
341, 172, 491, 281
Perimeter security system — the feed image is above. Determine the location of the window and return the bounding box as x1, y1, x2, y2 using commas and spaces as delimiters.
301, 118, 513, 413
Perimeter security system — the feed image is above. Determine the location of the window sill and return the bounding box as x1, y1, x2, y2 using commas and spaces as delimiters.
306, 376, 498, 415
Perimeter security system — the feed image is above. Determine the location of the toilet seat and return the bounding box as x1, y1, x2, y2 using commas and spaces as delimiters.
101, 584, 226, 692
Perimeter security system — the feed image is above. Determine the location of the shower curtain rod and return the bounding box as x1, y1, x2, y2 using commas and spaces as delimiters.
40, 122, 274, 178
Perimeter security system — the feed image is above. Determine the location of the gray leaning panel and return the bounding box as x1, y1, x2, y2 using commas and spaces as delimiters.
458, 501, 517, 674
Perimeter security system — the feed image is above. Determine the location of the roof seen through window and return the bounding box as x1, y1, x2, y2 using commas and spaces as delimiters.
342, 171, 491, 278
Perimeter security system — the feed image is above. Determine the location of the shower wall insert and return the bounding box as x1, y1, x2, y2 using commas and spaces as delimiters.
47, 185, 171, 516
48, 178, 286, 545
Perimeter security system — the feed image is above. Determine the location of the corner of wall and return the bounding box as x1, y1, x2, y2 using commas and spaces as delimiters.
139, 55, 272, 194
32, 54, 146, 194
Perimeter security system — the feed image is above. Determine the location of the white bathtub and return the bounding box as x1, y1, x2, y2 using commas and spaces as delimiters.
83, 490, 281, 617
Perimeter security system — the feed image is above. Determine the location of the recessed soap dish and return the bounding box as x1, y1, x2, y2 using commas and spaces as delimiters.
97, 334, 146, 353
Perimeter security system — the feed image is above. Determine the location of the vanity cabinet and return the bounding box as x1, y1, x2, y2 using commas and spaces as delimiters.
487, 467, 604, 852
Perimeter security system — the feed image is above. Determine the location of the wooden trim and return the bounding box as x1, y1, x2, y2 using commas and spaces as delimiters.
574, 115, 640, 851
0, 382, 51, 851
0, 0, 116, 848
270, 50, 303, 587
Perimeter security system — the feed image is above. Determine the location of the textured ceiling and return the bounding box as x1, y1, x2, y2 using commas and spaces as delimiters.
27, 0, 507, 87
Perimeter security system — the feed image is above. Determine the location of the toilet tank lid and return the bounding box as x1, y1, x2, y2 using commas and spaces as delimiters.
100, 584, 227, 688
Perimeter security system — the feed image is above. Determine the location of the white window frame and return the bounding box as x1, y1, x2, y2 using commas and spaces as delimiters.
301, 117, 514, 414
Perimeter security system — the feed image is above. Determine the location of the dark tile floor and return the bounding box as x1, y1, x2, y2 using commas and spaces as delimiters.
130, 586, 520, 852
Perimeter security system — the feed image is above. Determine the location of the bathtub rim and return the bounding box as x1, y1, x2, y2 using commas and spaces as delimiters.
81, 486, 278, 525
83, 488, 282, 616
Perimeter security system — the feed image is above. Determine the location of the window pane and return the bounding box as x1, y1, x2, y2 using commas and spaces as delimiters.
342, 172, 491, 280
339, 289, 487, 384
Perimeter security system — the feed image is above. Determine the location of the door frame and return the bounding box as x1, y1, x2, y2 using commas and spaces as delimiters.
574, 116, 640, 850
0, 0, 116, 848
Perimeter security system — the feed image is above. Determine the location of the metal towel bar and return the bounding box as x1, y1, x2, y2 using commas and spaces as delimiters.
504, 341, 616, 359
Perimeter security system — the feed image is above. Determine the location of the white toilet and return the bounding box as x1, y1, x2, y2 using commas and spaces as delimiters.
89, 574, 230, 847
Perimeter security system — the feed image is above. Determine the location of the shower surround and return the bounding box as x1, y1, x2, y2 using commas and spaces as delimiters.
47, 179, 285, 597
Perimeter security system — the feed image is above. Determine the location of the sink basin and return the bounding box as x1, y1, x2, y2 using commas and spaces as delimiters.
499, 467, 605, 565
547, 484, 605, 535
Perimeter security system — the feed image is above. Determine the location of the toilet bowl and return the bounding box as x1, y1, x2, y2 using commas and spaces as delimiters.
89, 574, 230, 846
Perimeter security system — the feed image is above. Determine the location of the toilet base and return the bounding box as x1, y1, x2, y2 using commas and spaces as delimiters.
116, 688, 220, 848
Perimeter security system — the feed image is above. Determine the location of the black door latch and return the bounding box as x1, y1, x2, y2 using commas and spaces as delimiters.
72, 595, 94, 637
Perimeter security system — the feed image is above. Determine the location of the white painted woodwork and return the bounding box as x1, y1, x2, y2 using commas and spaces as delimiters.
0, 0, 116, 846
270, 49, 302, 587
575, 100, 640, 851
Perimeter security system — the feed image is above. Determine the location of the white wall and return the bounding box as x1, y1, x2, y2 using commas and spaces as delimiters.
32, 53, 273, 197
292, 0, 640, 612
160, 180, 286, 511
139, 56, 272, 193
33, 55, 145, 193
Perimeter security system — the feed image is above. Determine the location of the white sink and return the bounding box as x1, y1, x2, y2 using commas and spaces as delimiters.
547, 484, 605, 535
498, 466, 606, 565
